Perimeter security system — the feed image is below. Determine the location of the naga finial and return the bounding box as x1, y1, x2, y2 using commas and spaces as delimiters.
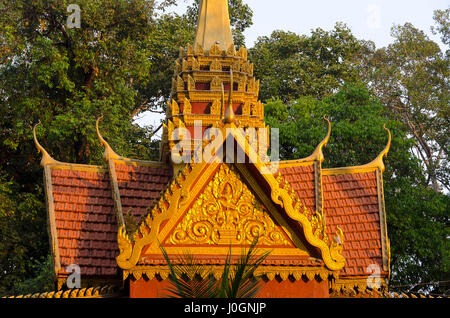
366, 124, 392, 172
33, 122, 58, 166
96, 115, 120, 161
304, 116, 332, 162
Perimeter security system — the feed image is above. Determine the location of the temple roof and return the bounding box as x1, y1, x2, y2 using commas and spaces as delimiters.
34, 115, 391, 291
31, 0, 392, 293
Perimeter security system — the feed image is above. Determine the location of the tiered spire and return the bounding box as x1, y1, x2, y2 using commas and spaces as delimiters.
195, 0, 235, 51
160, 0, 265, 165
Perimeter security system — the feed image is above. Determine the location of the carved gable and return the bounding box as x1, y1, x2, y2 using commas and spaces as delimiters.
142, 163, 316, 264
164, 164, 298, 248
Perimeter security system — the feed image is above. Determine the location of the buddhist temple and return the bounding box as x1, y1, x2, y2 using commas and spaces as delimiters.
31, 0, 392, 298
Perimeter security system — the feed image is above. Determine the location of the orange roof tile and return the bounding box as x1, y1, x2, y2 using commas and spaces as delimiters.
51, 166, 118, 278
279, 164, 316, 212
323, 171, 386, 278
48, 163, 173, 280
116, 163, 172, 221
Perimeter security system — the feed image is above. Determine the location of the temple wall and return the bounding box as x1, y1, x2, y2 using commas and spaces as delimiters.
129, 276, 329, 298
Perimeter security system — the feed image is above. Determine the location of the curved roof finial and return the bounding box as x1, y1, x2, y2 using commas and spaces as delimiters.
33, 122, 59, 166
96, 115, 120, 161
309, 116, 332, 162
368, 124, 391, 172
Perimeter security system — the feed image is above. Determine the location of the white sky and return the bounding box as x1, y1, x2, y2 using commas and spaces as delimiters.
244, 0, 449, 48
137, 0, 449, 130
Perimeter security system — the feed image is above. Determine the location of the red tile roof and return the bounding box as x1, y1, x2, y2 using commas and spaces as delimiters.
279, 164, 316, 212
322, 171, 386, 277
116, 163, 173, 221
277, 162, 387, 279
51, 167, 118, 277
46, 156, 387, 284
49, 162, 172, 279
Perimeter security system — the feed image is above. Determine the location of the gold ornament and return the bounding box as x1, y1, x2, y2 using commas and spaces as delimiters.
167, 165, 292, 246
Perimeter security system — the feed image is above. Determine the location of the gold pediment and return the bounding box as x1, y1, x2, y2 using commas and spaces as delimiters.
117, 124, 346, 271
163, 164, 299, 248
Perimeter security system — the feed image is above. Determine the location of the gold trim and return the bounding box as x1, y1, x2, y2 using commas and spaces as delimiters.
332, 277, 388, 293
314, 160, 323, 215
124, 265, 337, 282
4, 285, 122, 299
234, 163, 310, 253
303, 116, 331, 163
96, 116, 168, 168
163, 164, 301, 248
223, 71, 235, 124
43, 165, 61, 280
322, 125, 391, 176
117, 162, 217, 270
96, 116, 121, 161
33, 122, 107, 171
376, 169, 389, 272
116, 126, 346, 272
230, 126, 345, 271
194, 0, 235, 53
96, 116, 129, 227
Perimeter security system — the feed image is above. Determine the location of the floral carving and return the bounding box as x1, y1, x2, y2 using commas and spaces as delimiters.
167, 165, 292, 246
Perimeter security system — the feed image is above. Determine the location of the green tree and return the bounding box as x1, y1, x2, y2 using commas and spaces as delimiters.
0, 0, 179, 295
249, 23, 364, 103
0, 171, 48, 296
365, 22, 449, 192
0, 0, 254, 296
432, 8, 450, 47
265, 83, 449, 295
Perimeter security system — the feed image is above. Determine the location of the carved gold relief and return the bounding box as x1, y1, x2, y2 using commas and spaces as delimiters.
209, 43, 222, 56
210, 59, 221, 71
116, 123, 346, 272
176, 75, 184, 91
210, 76, 222, 91
167, 164, 292, 247
183, 98, 192, 114
211, 99, 221, 115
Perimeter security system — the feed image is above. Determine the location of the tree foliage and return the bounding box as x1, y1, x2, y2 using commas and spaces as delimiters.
265, 82, 449, 295
249, 23, 364, 103
365, 22, 449, 192
0, 0, 254, 296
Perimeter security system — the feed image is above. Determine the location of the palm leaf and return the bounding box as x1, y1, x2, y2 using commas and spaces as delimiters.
160, 245, 217, 298
159, 237, 270, 298
224, 236, 271, 298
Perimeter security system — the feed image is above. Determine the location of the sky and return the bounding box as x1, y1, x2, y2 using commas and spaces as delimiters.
136, 0, 449, 131
242, 0, 448, 48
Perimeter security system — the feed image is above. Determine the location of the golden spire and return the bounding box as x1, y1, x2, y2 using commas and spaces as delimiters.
195, 0, 235, 51
223, 70, 235, 124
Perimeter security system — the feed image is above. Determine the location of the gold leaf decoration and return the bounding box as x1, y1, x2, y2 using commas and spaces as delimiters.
166, 165, 293, 246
